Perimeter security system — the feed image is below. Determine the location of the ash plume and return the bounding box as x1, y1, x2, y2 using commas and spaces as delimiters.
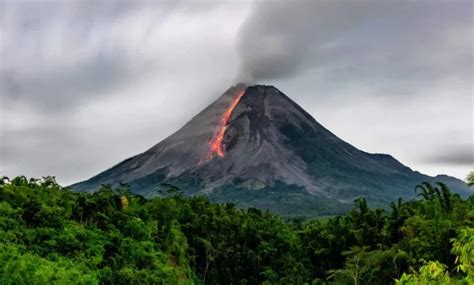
236, 0, 472, 83
236, 1, 371, 81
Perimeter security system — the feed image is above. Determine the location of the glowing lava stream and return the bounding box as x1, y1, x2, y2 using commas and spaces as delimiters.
208, 90, 246, 159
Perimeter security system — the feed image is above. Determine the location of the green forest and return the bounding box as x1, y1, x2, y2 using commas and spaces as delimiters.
0, 176, 472, 284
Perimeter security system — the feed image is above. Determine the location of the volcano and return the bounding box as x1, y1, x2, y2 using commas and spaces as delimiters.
73, 84, 471, 216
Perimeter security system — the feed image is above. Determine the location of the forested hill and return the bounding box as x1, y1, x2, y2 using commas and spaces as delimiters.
1, 176, 473, 284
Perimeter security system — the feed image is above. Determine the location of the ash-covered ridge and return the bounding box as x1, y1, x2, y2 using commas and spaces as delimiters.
72, 84, 472, 216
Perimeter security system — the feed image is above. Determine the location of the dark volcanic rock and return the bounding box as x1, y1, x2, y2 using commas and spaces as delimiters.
72, 84, 472, 216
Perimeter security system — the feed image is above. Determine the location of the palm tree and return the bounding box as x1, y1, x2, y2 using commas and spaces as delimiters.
0, 176, 10, 185
415, 182, 436, 200
466, 171, 474, 187
389, 198, 402, 219
436, 182, 452, 212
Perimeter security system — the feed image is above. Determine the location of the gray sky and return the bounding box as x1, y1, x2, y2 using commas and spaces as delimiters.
1, 0, 472, 185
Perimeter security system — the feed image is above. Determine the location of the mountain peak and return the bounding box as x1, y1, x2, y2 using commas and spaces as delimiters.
243, 84, 285, 99
231, 83, 284, 96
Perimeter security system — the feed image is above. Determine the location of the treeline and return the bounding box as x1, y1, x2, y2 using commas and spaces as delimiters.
0, 176, 472, 284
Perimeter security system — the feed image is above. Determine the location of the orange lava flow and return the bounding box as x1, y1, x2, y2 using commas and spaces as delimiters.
208, 90, 245, 159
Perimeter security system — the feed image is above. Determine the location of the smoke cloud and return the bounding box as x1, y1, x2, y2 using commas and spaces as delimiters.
237, 0, 472, 83
237, 1, 367, 81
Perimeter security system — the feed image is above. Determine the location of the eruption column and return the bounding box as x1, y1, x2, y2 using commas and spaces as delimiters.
208, 90, 246, 159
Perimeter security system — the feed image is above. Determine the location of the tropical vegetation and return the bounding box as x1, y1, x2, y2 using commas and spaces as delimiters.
0, 176, 472, 284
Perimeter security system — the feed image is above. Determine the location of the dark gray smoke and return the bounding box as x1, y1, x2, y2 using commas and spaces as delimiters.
237, 1, 367, 81
237, 0, 472, 82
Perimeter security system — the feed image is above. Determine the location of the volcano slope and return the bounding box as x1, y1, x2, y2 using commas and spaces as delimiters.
72, 84, 471, 216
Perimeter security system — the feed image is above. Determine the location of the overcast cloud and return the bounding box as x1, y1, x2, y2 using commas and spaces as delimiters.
0, 0, 472, 184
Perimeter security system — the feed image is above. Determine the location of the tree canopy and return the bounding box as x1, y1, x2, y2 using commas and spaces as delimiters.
0, 176, 472, 284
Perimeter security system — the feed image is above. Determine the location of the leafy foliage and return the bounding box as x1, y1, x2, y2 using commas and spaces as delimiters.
0, 176, 472, 284
467, 171, 474, 187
